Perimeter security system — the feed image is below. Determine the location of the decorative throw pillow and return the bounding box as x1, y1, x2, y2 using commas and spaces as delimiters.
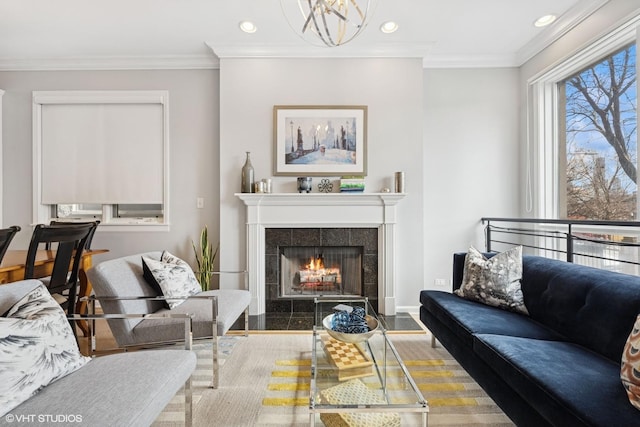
454, 245, 528, 315
0, 283, 91, 417
142, 251, 200, 309
621, 314, 640, 410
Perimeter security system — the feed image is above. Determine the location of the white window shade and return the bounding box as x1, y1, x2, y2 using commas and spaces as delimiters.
34, 90, 168, 207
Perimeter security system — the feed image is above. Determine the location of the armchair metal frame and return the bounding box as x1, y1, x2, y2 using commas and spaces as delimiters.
88, 271, 249, 389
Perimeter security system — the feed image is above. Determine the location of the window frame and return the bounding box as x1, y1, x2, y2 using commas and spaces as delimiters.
32, 90, 170, 232
528, 17, 639, 221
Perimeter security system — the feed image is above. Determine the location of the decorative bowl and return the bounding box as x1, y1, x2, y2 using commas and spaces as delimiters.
322, 313, 379, 343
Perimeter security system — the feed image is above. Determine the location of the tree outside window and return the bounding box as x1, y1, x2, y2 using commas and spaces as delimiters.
562, 43, 637, 221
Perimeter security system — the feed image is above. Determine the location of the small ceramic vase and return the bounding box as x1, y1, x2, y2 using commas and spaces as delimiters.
297, 177, 313, 193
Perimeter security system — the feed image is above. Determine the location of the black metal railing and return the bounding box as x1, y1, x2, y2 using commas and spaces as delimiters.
481, 217, 640, 275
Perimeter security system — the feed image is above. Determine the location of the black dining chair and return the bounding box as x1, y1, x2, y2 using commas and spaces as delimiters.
0, 225, 21, 264
24, 223, 96, 326
45, 220, 100, 250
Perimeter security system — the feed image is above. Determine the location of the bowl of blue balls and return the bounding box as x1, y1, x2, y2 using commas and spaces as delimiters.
323, 306, 379, 343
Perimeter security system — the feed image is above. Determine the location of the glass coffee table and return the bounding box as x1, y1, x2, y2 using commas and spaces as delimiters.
311, 297, 428, 426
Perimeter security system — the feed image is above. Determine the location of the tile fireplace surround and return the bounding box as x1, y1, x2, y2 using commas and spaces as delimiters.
236, 193, 405, 315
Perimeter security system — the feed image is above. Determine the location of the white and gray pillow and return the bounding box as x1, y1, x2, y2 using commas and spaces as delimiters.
142, 251, 201, 309
0, 283, 91, 417
454, 245, 528, 315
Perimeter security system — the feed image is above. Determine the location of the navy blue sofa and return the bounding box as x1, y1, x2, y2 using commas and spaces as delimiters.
419, 253, 640, 427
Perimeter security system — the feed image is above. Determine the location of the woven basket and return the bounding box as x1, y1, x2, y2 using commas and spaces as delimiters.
319, 379, 401, 427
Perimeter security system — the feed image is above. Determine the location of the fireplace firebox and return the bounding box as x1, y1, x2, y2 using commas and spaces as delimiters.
280, 246, 363, 298
265, 227, 378, 313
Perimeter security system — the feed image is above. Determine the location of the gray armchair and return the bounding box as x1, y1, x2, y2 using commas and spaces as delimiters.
85, 251, 250, 388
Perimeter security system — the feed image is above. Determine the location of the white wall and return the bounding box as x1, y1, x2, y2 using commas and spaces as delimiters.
423, 68, 521, 291
218, 58, 426, 311
0, 69, 220, 264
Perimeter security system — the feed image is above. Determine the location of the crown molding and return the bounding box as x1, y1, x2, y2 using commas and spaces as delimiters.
207, 42, 433, 59
422, 54, 519, 69
0, 55, 219, 71
515, 0, 610, 65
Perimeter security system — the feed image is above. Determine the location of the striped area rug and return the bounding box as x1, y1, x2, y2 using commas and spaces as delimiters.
159, 333, 514, 426
260, 334, 514, 426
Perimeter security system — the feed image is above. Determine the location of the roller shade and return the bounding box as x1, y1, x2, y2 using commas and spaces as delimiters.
35, 91, 167, 205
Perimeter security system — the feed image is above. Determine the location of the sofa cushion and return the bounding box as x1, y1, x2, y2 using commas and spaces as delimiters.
142, 251, 201, 309
621, 314, 640, 410
455, 246, 528, 315
520, 256, 640, 363
474, 334, 640, 427
0, 283, 91, 417
420, 290, 564, 349
130, 289, 251, 344
9, 349, 196, 427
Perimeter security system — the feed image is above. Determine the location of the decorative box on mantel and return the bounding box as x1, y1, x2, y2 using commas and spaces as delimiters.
235, 193, 405, 315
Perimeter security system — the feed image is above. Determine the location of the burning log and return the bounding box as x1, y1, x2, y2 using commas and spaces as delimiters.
297, 255, 341, 289
299, 269, 341, 285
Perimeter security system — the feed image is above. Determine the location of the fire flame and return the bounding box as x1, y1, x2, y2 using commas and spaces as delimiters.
307, 257, 325, 270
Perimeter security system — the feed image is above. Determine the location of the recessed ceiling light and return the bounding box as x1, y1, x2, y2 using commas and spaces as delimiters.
534, 14, 557, 27
380, 21, 398, 34
239, 21, 257, 34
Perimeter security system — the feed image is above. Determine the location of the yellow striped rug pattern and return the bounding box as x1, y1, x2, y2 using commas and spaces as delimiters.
154, 333, 514, 426
263, 358, 474, 408
261, 336, 514, 426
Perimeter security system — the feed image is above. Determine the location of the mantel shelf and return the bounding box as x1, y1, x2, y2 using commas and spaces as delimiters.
235, 192, 406, 207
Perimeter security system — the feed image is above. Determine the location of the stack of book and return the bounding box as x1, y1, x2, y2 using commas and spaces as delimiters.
339, 176, 365, 192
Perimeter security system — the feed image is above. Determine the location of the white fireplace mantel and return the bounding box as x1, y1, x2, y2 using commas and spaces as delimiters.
236, 192, 405, 315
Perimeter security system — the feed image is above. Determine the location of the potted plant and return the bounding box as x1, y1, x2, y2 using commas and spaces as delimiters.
192, 226, 219, 291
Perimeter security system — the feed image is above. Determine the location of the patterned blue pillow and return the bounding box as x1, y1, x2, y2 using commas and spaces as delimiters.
454, 245, 528, 315
0, 283, 90, 416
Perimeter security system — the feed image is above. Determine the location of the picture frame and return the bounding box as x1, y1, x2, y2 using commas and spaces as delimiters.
273, 105, 367, 176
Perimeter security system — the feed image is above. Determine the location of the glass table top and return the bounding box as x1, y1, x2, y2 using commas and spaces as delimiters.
310, 297, 428, 426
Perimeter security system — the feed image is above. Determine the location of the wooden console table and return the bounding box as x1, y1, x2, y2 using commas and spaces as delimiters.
0, 249, 109, 335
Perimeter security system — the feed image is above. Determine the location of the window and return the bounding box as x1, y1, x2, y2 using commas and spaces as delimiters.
115, 204, 163, 219
530, 16, 639, 222
32, 91, 169, 231
55, 203, 102, 219
561, 43, 637, 221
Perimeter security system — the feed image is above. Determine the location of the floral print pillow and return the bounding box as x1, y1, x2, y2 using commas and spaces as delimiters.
0, 283, 91, 416
142, 251, 201, 309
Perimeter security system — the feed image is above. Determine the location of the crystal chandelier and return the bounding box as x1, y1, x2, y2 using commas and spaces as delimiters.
281, 0, 375, 47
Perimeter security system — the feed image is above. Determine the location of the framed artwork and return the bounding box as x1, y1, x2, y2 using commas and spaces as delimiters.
273, 105, 367, 176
